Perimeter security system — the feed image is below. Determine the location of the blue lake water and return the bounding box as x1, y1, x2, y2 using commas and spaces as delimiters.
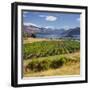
35, 33, 80, 40
36, 33, 63, 39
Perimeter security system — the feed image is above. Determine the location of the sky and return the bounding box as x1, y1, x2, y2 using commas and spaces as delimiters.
22, 11, 80, 30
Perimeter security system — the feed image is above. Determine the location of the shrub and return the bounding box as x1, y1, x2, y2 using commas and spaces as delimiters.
26, 48, 80, 72
30, 33, 36, 38
50, 59, 63, 68
27, 55, 69, 72
27, 59, 50, 72
50, 56, 66, 68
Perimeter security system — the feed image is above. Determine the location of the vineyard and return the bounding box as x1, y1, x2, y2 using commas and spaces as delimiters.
23, 40, 80, 77
23, 40, 80, 59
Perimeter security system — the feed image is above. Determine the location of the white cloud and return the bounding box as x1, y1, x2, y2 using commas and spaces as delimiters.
63, 26, 78, 30
23, 22, 38, 27
23, 14, 26, 17
45, 26, 54, 29
39, 15, 46, 17
46, 16, 57, 21
23, 11, 29, 17
23, 11, 29, 14
77, 18, 80, 21
63, 26, 70, 30
39, 15, 57, 21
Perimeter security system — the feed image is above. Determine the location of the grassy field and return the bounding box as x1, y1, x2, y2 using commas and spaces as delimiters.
24, 62, 80, 77
23, 38, 80, 77
23, 37, 49, 44
23, 39, 80, 59
23, 52, 80, 77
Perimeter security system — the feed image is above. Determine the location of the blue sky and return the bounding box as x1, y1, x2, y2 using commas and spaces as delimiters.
23, 11, 80, 30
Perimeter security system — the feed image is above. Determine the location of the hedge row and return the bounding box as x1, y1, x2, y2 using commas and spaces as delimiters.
27, 55, 79, 72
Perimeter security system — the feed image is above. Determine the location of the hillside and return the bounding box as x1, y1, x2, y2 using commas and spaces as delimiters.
23, 25, 80, 39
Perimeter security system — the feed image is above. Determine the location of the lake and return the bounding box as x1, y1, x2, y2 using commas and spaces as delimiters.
35, 33, 80, 40
36, 33, 63, 39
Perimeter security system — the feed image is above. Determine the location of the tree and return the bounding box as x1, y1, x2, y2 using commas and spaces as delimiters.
30, 33, 36, 38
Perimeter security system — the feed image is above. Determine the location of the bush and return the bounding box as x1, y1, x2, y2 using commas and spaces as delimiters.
30, 33, 36, 38
50, 56, 66, 68
50, 59, 63, 68
27, 59, 50, 72
27, 55, 70, 72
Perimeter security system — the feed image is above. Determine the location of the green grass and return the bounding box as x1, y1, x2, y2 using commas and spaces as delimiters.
23, 40, 80, 59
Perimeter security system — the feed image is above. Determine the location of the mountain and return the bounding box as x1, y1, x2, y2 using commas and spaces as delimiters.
23, 25, 40, 34
61, 27, 80, 39
23, 25, 65, 35
23, 25, 80, 40
23, 25, 41, 37
61, 27, 80, 36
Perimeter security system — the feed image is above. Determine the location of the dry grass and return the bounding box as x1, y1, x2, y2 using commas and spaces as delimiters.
23, 62, 80, 77
23, 37, 49, 44
23, 52, 80, 77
